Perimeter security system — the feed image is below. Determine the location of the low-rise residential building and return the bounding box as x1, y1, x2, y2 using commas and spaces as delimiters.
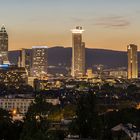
0, 97, 60, 114
109, 70, 127, 79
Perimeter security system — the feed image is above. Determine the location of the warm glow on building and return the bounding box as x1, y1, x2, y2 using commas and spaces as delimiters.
136, 103, 140, 109
71, 26, 85, 77
86, 68, 93, 78
32, 46, 48, 77
127, 44, 138, 79
0, 25, 8, 64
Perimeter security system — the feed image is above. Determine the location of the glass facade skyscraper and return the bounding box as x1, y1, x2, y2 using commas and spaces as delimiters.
32, 46, 48, 77
0, 25, 8, 63
127, 44, 138, 79
71, 26, 85, 77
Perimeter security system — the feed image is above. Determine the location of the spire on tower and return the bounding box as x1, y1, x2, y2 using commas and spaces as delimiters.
1, 24, 6, 32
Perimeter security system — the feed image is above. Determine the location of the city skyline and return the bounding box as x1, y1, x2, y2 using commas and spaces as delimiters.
0, 0, 140, 51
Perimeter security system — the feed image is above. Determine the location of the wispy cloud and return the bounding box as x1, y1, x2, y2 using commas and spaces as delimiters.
71, 17, 85, 23
93, 16, 130, 28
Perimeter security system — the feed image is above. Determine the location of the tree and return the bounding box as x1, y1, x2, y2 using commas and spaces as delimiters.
0, 108, 13, 140
7, 85, 18, 94
18, 84, 33, 94
0, 83, 7, 95
101, 108, 140, 139
20, 94, 53, 140
12, 120, 24, 140
47, 130, 65, 140
70, 94, 101, 139
127, 84, 138, 95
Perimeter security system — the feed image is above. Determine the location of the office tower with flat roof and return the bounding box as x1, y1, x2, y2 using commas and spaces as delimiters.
0, 25, 8, 64
71, 26, 85, 77
18, 48, 32, 76
86, 68, 93, 79
32, 46, 48, 77
127, 44, 138, 79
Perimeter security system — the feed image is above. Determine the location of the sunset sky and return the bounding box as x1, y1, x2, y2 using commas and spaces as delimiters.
0, 0, 140, 51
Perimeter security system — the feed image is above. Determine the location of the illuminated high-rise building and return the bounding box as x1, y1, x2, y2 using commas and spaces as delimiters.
32, 46, 48, 77
127, 44, 138, 79
86, 68, 93, 78
71, 26, 85, 77
0, 25, 8, 63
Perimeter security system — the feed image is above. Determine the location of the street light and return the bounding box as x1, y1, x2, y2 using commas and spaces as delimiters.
12, 109, 17, 116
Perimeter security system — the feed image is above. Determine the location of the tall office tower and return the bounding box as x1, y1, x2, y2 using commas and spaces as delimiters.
0, 25, 8, 64
32, 46, 48, 77
71, 26, 85, 77
127, 44, 138, 79
18, 48, 32, 76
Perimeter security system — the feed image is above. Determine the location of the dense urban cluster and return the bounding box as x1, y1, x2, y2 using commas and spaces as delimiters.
0, 25, 140, 140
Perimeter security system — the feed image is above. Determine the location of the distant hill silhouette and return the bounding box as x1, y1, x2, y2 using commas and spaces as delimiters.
8, 46, 137, 74
47, 47, 128, 68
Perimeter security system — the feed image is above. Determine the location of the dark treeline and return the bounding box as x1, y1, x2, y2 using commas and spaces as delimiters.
0, 93, 140, 140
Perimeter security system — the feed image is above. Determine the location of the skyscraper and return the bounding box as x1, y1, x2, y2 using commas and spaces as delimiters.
18, 48, 32, 76
32, 46, 48, 77
127, 44, 138, 79
71, 26, 85, 77
0, 25, 8, 63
